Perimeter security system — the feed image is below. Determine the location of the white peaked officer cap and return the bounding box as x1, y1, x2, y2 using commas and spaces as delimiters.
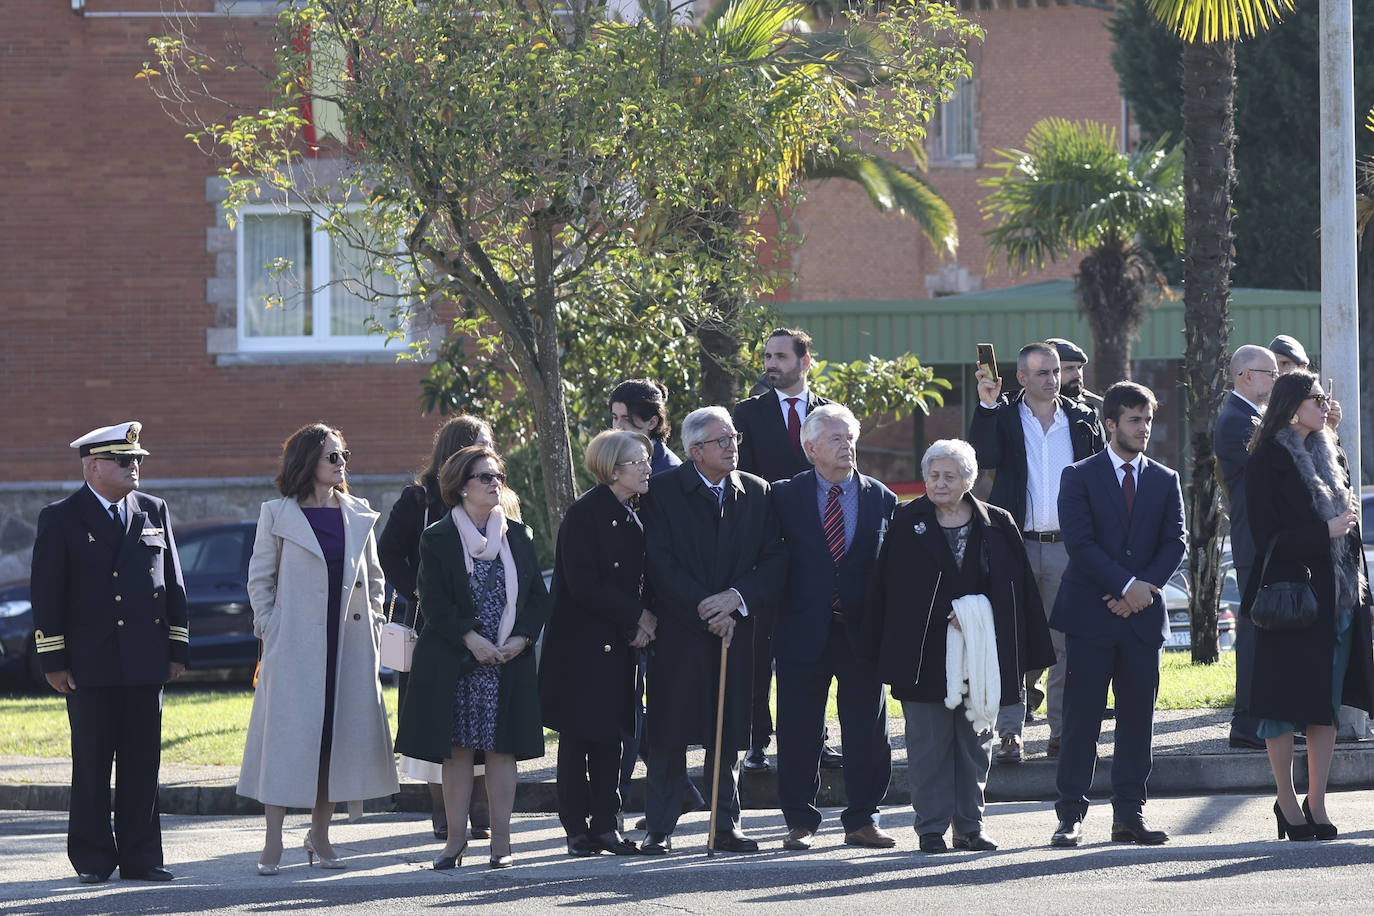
70, 421, 151, 458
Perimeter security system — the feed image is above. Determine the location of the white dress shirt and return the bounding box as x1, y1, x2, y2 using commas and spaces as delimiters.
1019, 399, 1073, 533
775, 387, 812, 427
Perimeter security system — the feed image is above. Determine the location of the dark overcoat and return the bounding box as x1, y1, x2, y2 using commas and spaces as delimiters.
30, 485, 188, 685
860, 494, 1055, 704
539, 485, 644, 742
377, 481, 445, 624
966, 391, 1104, 529
1214, 392, 1261, 570
640, 461, 786, 750
394, 513, 550, 762
1241, 440, 1374, 723
733, 390, 831, 483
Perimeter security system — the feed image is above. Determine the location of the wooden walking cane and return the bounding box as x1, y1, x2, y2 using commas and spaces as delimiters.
706, 633, 729, 857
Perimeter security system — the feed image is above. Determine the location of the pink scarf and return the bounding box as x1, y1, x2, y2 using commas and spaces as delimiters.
450, 505, 518, 647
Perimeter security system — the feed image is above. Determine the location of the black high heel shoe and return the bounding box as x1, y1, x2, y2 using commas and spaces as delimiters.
433, 842, 467, 870
1302, 798, 1338, 840
1274, 801, 1316, 841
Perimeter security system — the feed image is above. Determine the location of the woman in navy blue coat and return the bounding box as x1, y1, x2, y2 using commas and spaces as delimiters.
541, 430, 656, 856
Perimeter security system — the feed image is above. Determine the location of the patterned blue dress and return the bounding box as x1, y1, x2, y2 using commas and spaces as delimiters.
451, 549, 505, 750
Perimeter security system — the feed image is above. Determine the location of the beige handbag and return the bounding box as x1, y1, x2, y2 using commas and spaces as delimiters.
380, 593, 418, 672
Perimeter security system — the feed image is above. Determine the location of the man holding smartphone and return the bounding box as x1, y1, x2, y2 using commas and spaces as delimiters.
967, 342, 1105, 764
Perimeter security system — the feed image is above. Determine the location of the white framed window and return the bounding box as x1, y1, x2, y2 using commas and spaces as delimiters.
236, 205, 402, 352
930, 74, 978, 165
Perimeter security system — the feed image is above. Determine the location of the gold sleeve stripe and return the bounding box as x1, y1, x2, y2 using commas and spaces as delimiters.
168, 626, 189, 636
35, 635, 65, 646
36, 637, 66, 653
169, 633, 189, 644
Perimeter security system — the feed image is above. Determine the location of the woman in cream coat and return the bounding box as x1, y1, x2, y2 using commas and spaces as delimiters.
238, 424, 399, 874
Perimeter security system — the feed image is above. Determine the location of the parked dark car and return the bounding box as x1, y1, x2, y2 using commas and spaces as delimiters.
0, 519, 259, 687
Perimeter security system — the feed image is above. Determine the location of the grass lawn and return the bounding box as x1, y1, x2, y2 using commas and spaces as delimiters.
1, 653, 1237, 765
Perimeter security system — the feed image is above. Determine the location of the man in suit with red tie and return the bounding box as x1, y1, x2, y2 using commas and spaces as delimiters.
771, 405, 897, 850
1048, 383, 1186, 848
732, 328, 832, 771
30, 422, 188, 883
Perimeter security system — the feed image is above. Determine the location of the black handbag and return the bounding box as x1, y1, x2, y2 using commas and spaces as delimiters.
1249, 533, 1319, 631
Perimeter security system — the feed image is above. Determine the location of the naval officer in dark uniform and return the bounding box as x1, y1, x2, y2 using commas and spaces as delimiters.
30, 421, 188, 883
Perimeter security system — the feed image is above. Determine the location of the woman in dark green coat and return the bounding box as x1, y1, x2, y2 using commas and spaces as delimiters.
394, 445, 549, 870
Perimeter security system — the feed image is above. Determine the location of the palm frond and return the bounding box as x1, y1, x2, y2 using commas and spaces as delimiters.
806, 147, 957, 258
1145, 0, 1294, 43
980, 118, 1183, 273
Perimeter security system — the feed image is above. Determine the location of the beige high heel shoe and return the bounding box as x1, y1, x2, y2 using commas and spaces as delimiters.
304, 832, 346, 869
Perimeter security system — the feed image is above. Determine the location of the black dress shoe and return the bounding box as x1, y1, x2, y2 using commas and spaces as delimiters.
634, 816, 648, 831
1229, 731, 1265, 750
1050, 818, 1083, 848
641, 833, 672, 855
952, 831, 998, 851
918, 833, 948, 853
433, 825, 449, 840
1111, 815, 1168, 845
742, 750, 771, 772
591, 831, 640, 855
820, 745, 844, 769
120, 866, 174, 881
77, 872, 109, 884
567, 834, 601, 857
470, 824, 491, 840
713, 830, 761, 853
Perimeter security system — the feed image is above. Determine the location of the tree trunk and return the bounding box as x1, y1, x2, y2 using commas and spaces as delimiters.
525, 213, 577, 538
1075, 247, 1134, 390
1180, 39, 1237, 664
693, 203, 745, 409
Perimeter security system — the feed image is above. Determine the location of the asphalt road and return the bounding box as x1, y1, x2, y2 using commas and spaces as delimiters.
4, 793, 1374, 914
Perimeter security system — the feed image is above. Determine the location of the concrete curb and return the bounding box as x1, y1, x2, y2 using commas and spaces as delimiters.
6, 747, 1374, 816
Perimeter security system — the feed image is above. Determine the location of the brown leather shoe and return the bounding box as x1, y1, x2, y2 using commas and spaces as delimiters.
994, 734, 1022, 764
782, 827, 816, 850
843, 824, 897, 848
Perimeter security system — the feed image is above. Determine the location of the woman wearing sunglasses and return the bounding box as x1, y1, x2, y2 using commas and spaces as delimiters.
379, 415, 498, 843
238, 423, 398, 874
395, 445, 550, 869
541, 429, 655, 856
1241, 371, 1374, 841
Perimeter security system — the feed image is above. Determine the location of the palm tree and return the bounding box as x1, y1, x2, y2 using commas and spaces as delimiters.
1143, 0, 1294, 662
980, 118, 1184, 389
681, 0, 960, 406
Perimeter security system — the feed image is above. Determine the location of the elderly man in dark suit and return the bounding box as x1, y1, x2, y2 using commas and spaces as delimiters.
1049, 383, 1186, 848
771, 404, 897, 851
732, 327, 833, 771
30, 422, 188, 884
1214, 344, 1278, 749
639, 406, 787, 854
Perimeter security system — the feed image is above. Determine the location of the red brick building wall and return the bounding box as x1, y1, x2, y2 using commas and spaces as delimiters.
2, 1, 439, 484
790, 3, 1127, 303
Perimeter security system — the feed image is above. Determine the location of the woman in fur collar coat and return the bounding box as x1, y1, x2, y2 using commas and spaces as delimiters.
1241, 370, 1374, 841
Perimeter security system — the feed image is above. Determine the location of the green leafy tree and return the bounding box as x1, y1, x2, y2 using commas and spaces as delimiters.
146, 0, 976, 535
981, 118, 1184, 390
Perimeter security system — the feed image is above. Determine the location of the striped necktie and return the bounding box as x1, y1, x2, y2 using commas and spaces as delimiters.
823, 484, 844, 610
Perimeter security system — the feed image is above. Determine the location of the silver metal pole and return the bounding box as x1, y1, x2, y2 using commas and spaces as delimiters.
1319, 0, 1361, 492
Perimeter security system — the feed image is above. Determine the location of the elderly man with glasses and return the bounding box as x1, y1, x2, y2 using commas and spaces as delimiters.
637, 406, 786, 855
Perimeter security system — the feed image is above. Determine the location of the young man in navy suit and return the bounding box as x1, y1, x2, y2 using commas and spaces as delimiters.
1048, 382, 1186, 848
732, 328, 834, 771
771, 405, 897, 850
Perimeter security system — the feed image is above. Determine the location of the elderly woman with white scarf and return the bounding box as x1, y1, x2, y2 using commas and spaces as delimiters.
862, 439, 1054, 853
1240, 370, 1374, 842
394, 445, 550, 870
